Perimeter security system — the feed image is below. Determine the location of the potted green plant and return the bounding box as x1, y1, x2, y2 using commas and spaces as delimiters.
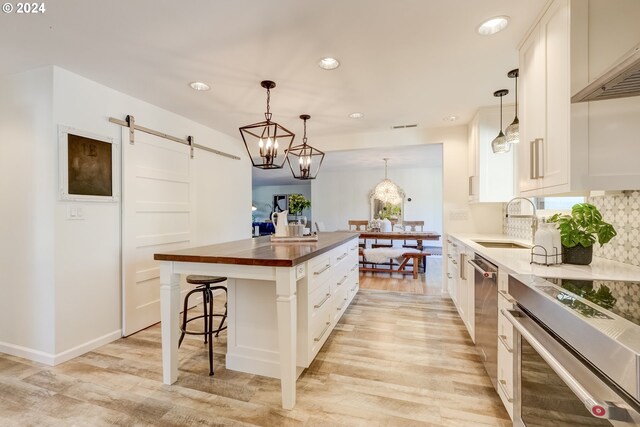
287, 194, 311, 224
548, 203, 617, 265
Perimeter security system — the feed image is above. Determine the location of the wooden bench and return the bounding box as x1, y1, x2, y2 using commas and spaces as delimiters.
359, 248, 430, 279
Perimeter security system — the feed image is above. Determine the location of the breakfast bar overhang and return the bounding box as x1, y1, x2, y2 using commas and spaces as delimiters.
154, 232, 360, 410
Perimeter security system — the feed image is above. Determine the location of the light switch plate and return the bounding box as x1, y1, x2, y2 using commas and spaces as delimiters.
67, 206, 85, 220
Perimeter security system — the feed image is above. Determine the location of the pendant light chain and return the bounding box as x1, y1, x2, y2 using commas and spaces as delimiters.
491, 88, 510, 153
303, 116, 307, 143
500, 94, 503, 129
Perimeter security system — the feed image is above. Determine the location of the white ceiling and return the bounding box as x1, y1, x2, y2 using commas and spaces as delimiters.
0, 0, 544, 142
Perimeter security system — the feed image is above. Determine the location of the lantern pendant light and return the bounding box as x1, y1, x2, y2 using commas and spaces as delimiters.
285, 114, 325, 180
491, 89, 510, 154
506, 69, 520, 144
239, 80, 295, 169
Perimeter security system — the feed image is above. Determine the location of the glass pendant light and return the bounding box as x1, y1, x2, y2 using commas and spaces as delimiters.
505, 69, 520, 144
239, 80, 295, 169
285, 115, 325, 180
491, 89, 510, 154
373, 158, 402, 204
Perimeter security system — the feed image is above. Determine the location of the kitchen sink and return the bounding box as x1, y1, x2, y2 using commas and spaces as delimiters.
473, 241, 530, 249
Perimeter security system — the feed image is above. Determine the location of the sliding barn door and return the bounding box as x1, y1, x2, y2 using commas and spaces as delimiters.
121, 128, 194, 336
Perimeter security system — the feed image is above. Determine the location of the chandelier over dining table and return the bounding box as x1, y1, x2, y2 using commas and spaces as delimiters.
373, 158, 403, 205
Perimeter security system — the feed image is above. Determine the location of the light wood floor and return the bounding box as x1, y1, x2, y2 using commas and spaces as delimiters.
359, 256, 443, 295
0, 285, 510, 426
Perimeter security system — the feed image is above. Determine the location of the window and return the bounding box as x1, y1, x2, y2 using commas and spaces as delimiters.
534, 196, 585, 212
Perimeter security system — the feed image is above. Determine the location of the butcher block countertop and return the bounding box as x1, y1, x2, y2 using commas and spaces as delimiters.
154, 232, 358, 267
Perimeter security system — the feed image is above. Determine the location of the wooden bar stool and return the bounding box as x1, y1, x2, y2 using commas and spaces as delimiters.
179, 275, 228, 376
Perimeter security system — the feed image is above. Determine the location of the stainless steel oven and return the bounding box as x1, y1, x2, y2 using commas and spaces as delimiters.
505, 275, 640, 426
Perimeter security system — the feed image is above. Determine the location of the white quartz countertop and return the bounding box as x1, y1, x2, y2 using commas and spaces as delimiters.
448, 233, 640, 281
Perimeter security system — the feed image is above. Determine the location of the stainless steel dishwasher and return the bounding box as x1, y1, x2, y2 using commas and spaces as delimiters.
468, 254, 498, 390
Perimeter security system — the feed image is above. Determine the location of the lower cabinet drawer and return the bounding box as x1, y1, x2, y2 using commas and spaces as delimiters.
308, 254, 332, 294
309, 281, 332, 317
332, 285, 349, 323
497, 338, 514, 420
309, 309, 332, 360
498, 294, 515, 353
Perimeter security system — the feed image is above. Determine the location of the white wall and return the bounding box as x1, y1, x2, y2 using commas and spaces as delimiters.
252, 184, 311, 223
312, 165, 443, 241
0, 67, 56, 358
1, 66, 250, 364
311, 126, 504, 237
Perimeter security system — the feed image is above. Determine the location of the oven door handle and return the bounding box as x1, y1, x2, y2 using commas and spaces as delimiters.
467, 259, 495, 279
502, 309, 631, 421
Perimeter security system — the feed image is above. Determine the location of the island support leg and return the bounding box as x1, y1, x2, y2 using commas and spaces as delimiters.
275, 267, 298, 410
160, 261, 181, 384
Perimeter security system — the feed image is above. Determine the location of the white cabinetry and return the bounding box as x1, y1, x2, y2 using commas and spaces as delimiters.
496, 270, 515, 419
445, 235, 475, 341
518, 0, 571, 195
297, 239, 359, 367
468, 107, 515, 202
517, 0, 640, 196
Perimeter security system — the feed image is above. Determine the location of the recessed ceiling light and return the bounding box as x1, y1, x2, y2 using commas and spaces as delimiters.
477, 16, 509, 35
318, 57, 340, 70
443, 115, 458, 122
348, 112, 364, 119
189, 81, 210, 91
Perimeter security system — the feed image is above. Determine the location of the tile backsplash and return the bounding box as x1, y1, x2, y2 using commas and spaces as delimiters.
504, 191, 640, 267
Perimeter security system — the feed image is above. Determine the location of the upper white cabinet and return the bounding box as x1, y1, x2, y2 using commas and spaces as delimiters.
518, 0, 573, 196
468, 106, 515, 202
517, 0, 640, 196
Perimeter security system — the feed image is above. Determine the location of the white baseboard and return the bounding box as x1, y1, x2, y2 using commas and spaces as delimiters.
0, 329, 122, 366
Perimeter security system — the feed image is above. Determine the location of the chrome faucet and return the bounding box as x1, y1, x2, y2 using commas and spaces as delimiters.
505, 197, 538, 241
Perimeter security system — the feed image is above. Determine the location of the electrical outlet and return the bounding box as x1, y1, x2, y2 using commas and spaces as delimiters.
449, 209, 468, 221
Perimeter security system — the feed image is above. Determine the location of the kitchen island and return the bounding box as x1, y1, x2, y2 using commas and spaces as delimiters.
154, 232, 359, 410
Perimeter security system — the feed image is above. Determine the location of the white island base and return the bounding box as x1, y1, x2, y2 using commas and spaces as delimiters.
156, 233, 359, 410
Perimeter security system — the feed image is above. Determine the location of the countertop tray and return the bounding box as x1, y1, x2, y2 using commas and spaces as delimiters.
270, 235, 318, 243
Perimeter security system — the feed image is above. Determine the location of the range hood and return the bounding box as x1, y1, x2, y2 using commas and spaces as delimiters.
572, 43, 640, 103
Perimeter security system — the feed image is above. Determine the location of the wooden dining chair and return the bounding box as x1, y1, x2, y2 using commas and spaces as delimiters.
348, 220, 369, 249
402, 220, 426, 270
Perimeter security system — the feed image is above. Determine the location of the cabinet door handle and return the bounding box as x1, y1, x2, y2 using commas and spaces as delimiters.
499, 290, 516, 304
536, 138, 544, 178
314, 293, 331, 309
447, 273, 453, 279
314, 264, 331, 275
498, 334, 514, 353
459, 253, 467, 280
530, 139, 537, 179
314, 322, 331, 342
451, 259, 458, 265
498, 379, 514, 403
350, 284, 358, 292
337, 252, 348, 261
337, 275, 348, 286
468, 176, 473, 197
337, 297, 348, 311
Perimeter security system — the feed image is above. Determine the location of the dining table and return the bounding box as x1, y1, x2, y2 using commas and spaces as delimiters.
355, 230, 441, 246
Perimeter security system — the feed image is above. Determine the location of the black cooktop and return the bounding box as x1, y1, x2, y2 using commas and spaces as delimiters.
542, 277, 640, 326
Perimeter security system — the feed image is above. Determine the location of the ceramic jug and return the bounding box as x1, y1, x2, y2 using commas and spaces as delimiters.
271, 210, 289, 237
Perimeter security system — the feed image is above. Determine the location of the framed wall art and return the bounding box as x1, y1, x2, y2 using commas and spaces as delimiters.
272, 194, 288, 213
59, 126, 120, 202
